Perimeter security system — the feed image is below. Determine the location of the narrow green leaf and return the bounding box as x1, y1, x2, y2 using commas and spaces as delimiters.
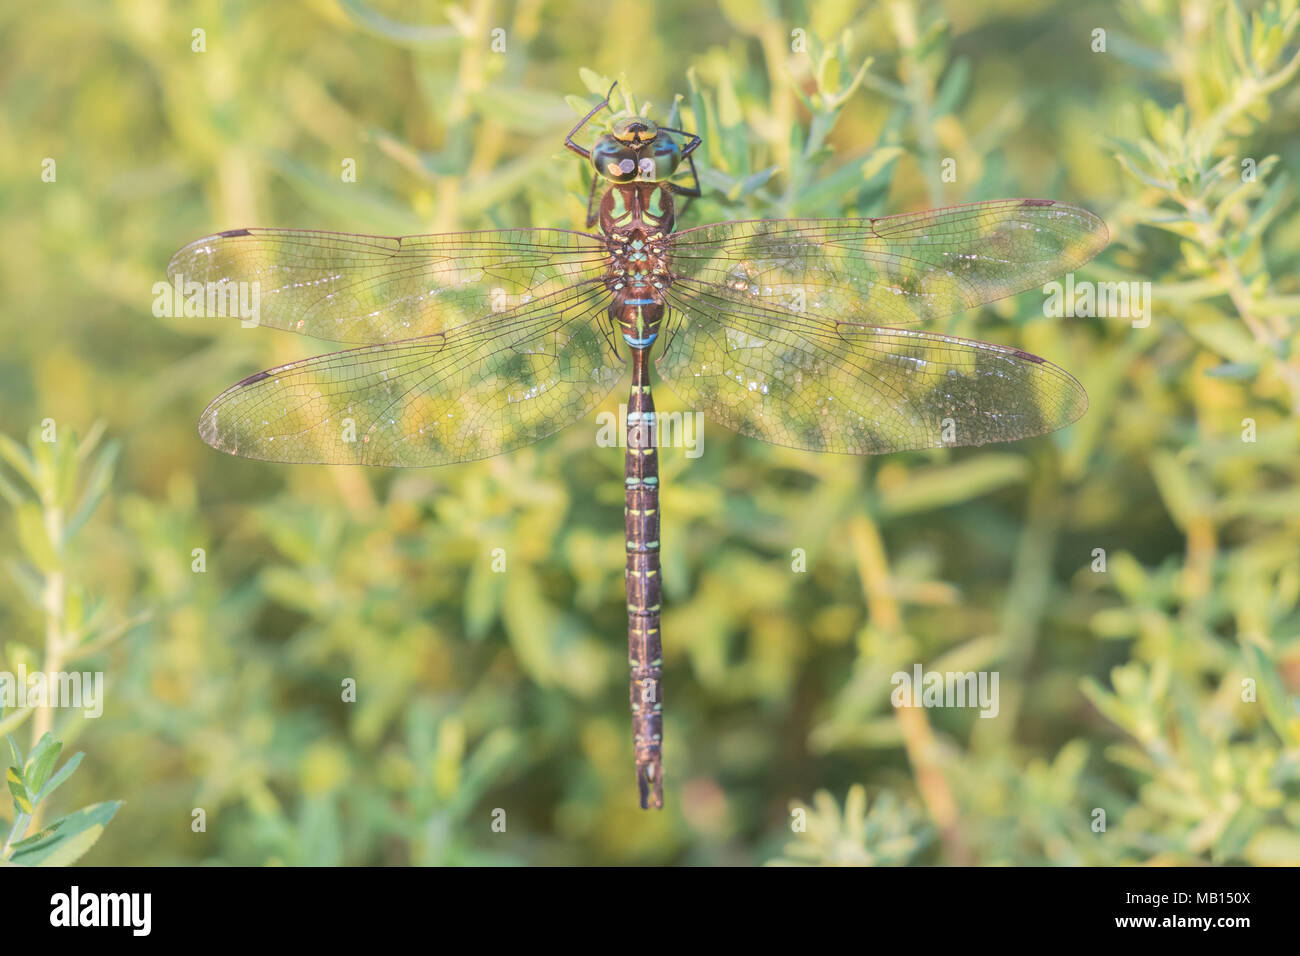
9, 800, 122, 866
0, 434, 39, 497
1204, 361, 1260, 380
859, 146, 905, 183
0, 706, 33, 738
336, 0, 459, 49
730, 165, 779, 201
15, 503, 59, 573
65, 441, 119, 540
35, 751, 84, 804
26, 737, 62, 795
878, 455, 1029, 517
578, 67, 608, 97
1244, 644, 1300, 745
932, 56, 970, 118
5, 559, 44, 610
7, 765, 33, 814
0, 467, 25, 509
72, 421, 106, 464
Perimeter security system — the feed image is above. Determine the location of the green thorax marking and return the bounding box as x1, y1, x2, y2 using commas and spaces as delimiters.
609, 189, 629, 225
600, 183, 675, 236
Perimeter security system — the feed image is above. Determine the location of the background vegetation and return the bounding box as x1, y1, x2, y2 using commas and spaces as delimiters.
1, 0, 1298, 865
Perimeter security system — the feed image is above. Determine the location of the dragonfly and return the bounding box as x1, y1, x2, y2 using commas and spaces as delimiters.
167, 84, 1108, 810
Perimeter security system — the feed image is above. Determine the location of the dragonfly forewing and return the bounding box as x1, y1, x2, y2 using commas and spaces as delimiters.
666, 199, 1108, 328
199, 280, 622, 465
167, 227, 609, 344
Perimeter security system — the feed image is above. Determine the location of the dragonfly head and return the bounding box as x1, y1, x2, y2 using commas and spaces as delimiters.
612, 117, 659, 145
592, 118, 684, 184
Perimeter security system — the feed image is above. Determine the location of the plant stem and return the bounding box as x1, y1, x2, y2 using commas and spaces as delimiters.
2, 810, 31, 859
33, 499, 64, 747
30, 493, 65, 832
849, 512, 972, 864
890, 0, 943, 209
431, 0, 490, 233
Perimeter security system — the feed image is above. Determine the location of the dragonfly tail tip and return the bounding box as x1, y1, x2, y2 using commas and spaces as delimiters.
637, 761, 664, 810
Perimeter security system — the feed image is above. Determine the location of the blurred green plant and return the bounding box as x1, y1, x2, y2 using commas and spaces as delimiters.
3, 731, 120, 866
770, 785, 930, 865
1072, 0, 1300, 866
0, 425, 137, 744
0, 424, 129, 864
1113, 0, 1300, 410
1, 0, 1297, 866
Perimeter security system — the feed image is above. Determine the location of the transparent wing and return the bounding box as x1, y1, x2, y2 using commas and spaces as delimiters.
200, 280, 622, 465
666, 199, 1108, 327
655, 280, 1087, 455
167, 226, 609, 344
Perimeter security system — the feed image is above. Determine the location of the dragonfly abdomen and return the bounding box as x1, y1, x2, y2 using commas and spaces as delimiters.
625, 347, 663, 809
610, 293, 664, 349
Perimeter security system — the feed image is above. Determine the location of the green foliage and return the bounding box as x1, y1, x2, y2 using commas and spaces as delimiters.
0, 426, 127, 865
773, 786, 930, 865
0, 0, 1297, 865
3, 731, 120, 866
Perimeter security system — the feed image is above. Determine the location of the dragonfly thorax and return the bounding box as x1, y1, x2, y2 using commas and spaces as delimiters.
602, 184, 673, 350
599, 182, 675, 235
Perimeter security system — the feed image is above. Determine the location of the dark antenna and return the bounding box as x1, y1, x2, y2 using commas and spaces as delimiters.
564, 82, 619, 160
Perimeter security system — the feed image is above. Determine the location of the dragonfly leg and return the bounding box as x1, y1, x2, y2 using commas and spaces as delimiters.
584, 168, 602, 229
664, 152, 702, 221
658, 125, 701, 160
565, 82, 617, 160
659, 126, 702, 217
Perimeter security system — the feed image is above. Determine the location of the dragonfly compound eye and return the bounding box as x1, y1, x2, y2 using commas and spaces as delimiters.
592, 136, 640, 182
645, 137, 684, 181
